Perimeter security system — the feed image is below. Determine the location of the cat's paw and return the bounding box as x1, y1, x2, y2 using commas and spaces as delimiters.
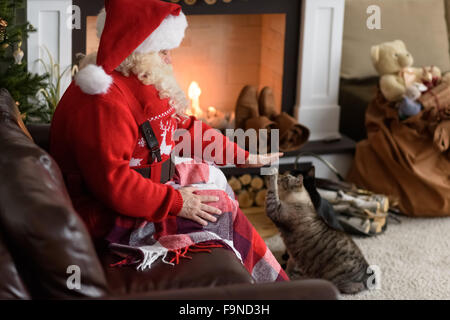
265, 167, 279, 176
264, 167, 279, 189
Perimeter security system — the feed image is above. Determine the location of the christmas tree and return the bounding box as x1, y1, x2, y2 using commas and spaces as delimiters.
0, 0, 49, 123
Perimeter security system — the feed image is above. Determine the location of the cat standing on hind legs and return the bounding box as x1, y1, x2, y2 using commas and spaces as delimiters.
265, 168, 371, 294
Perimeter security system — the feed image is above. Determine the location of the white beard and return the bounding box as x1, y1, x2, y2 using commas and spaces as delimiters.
116, 52, 189, 115
79, 51, 188, 115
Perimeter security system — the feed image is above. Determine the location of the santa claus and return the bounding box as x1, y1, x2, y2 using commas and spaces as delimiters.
50, 0, 285, 280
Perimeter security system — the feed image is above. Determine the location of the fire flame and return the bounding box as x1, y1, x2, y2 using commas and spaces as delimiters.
185, 81, 230, 129
187, 81, 203, 117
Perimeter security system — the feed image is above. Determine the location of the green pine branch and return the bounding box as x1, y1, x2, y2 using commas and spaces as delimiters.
0, 0, 50, 123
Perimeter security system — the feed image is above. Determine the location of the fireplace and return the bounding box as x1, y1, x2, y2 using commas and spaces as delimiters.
76, 0, 300, 126
85, 12, 288, 129
28, 0, 345, 141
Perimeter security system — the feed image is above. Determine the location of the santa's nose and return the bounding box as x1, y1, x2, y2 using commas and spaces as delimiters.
160, 50, 172, 64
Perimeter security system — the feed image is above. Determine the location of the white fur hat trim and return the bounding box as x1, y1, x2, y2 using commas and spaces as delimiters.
135, 12, 188, 53
96, 8, 106, 39
96, 9, 187, 53
75, 64, 113, 95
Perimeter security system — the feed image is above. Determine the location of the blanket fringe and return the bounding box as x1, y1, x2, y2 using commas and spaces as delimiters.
137, 246, 173, 271
168, 243, 224, 264
110, 242, 224, 271
109, 256, 135, 268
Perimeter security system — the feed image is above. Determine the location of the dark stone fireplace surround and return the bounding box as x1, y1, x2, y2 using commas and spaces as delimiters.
72, 0, 302, 116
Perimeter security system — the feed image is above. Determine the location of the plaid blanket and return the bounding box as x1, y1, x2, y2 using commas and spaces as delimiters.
106, 157, 289, 283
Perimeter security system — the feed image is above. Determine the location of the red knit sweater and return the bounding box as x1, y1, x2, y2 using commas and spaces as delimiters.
50, 71, 248, 238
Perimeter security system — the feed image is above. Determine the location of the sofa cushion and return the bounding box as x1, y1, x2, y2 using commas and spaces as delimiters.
341, 0, 450, 79
101, 248, 254, 295
0, 89, 109, 299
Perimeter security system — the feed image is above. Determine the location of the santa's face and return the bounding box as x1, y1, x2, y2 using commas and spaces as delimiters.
115, 50, 188, 114
159, 50, 172, 65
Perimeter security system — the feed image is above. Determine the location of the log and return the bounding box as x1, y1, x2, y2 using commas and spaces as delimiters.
238, 190, 254, 208
250, 176, 264, 191
255, 189, 267, 207
239, 174, 252, 186
228, 176, 242, 192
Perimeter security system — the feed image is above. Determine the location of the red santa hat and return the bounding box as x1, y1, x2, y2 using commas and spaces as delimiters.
75, 0, 187, 95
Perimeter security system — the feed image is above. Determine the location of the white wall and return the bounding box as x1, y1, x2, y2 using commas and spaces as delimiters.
27, 0, 73, 97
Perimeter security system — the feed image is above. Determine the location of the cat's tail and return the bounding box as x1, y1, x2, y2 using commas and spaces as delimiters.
336, 263, 372, 295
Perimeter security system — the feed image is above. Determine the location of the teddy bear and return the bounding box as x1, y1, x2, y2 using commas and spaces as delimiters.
370, 40, 441, 103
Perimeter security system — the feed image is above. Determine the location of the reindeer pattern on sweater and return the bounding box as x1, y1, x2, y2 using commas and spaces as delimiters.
129, 109, 176, 169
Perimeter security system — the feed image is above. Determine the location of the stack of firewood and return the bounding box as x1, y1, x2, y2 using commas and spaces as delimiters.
227, 174, 267, 208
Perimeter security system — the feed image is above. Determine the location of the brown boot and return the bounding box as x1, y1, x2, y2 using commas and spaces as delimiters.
258, 86, 310, 152
258, 86, 278, 119
235, 85, 259, 130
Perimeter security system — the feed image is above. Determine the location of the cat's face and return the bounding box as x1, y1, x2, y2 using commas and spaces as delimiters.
277, 172, 304, 202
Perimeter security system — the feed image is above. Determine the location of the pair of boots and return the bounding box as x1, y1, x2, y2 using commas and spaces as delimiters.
235, 86, 310, 153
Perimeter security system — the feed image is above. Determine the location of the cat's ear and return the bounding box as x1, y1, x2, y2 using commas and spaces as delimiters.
306, 167, 315, 178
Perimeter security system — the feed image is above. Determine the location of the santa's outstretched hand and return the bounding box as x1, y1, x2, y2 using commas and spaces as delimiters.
239, 152, 284, 168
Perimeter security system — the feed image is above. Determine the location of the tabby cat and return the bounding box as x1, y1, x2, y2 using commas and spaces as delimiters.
265, 169, 370, 294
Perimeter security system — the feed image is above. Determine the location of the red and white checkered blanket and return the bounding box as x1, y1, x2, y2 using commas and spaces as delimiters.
106, 157, 288, 283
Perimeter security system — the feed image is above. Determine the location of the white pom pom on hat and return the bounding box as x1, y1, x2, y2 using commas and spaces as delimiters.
75, 64, 113, 95
75, 0, 188, 95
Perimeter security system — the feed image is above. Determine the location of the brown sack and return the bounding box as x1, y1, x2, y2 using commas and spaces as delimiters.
418, 82, 450, 123
347, 92, 450, 217
434, 121, 450, 153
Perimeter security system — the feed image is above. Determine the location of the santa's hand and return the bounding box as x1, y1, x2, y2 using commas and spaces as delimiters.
178, 187, 222, 226
239, 152, 284, 168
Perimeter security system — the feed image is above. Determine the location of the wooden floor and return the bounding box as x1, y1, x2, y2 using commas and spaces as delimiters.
242, 206, 279, 240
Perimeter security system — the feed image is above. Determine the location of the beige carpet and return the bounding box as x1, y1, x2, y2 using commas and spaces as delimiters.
265, 216, 450, 300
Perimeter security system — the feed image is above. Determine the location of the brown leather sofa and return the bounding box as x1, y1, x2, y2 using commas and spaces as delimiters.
0, 88, 338, 300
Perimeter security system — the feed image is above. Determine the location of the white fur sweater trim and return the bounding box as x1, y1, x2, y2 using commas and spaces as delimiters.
74, 64, 113, 95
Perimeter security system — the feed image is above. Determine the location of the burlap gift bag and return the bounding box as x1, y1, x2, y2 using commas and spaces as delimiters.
418, 82, 450, 122
348, 91, 450, 217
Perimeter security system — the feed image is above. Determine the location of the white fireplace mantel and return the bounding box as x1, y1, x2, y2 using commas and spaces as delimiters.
296, 0, 345, 141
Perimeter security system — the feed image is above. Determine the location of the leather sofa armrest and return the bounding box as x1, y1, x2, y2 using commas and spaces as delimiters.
0, 233, 31, 300
114, 279, 339, 300
0, 88, 33, 140
0, 89, 109, 299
